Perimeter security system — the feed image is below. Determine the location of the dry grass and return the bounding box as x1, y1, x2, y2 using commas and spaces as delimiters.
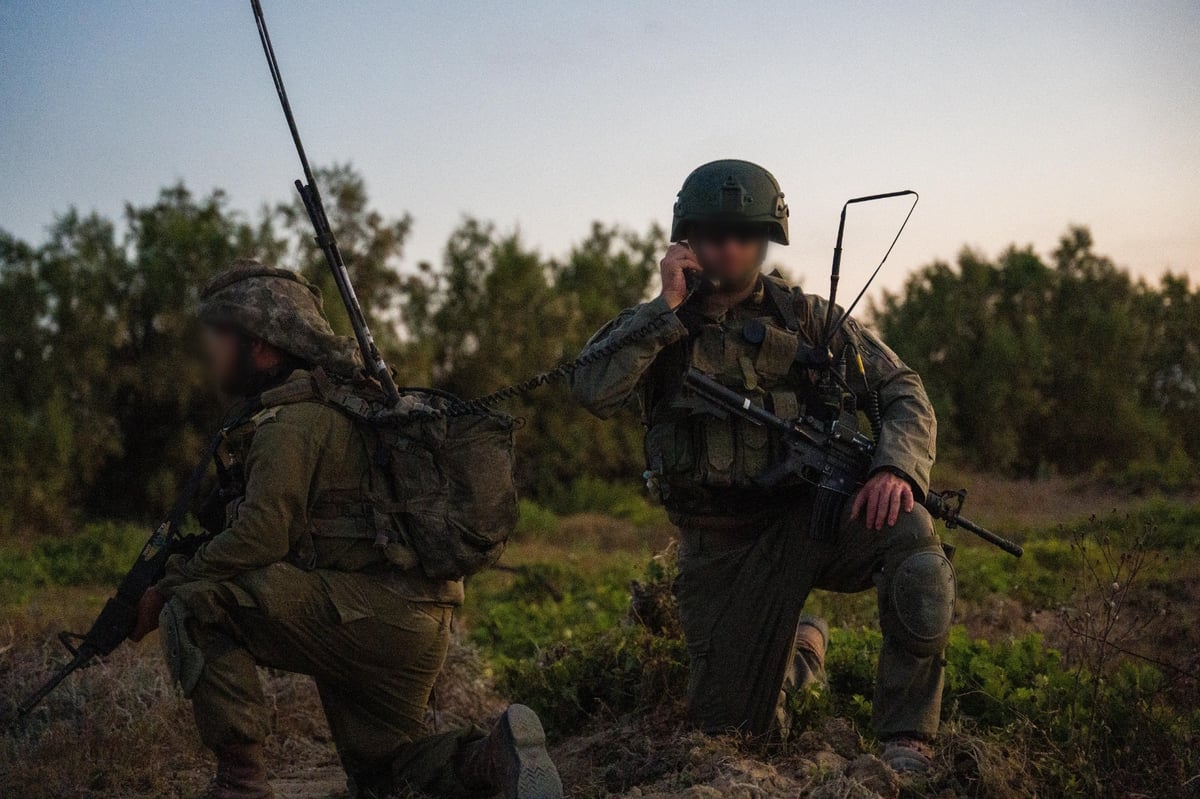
926, 462, 1158, 531
1, 591, 506, 799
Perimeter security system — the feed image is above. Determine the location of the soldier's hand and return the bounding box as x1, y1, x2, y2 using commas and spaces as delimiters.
130, 585, 166, 642
659, 242, 703, 309
851, 471, 915, 531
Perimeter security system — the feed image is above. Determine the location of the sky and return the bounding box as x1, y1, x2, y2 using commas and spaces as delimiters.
1, 1, 1197, 300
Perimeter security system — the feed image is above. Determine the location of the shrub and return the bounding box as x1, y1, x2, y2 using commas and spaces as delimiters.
514, 499, 559, 540
0, 521, 148, 605
543, 477, 668, 529
472, 536, 1197, 797
32, 521, 147, 586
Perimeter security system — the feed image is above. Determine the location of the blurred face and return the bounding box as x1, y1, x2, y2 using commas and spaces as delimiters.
202, 326, 243, 393
689, 223, 769, 290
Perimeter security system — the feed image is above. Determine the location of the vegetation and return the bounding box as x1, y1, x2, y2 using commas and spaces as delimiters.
875, 230, 1200, 486
465, 501, 1199, 798
2, 168, 1197, 537
2, 173, 1198, 796
5, 491, 1195, 797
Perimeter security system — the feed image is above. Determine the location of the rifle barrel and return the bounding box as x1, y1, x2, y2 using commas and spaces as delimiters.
922, 493, 1023, 558
18, 651, 90, 716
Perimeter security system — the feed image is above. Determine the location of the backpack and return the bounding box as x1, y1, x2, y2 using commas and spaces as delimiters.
260, 369, 518, 580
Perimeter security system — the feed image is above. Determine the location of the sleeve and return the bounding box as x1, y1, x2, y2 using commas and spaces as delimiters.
568, 295, 688, 419
157, 405, 328, 593
804, 294, 937, 499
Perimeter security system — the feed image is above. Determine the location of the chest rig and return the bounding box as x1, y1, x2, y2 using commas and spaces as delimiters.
643, 275, 819, 508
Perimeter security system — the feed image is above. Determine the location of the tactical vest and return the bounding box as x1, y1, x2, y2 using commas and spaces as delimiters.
643, 274, 817, 509
216, 370, 517, 581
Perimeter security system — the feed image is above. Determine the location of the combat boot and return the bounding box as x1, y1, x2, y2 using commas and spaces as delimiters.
202, 743, 274, 799
881, 736, 934, 774
457, 704, 563, 798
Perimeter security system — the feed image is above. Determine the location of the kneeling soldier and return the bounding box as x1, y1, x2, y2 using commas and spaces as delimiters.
571, 161, 952, 773
132, 261, 562, 799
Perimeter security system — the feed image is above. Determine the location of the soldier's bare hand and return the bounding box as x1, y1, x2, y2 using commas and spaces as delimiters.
851, 471, 915, 531
130, 585, 166, 642
659, 242, 703, 309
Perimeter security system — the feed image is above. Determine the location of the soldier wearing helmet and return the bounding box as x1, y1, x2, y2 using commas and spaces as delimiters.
571, 160, 950, 774
130, 260, 561, 799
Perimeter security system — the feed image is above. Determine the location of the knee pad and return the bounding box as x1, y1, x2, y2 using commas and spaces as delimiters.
885, 548, 956, 657
160, 597, 205, 697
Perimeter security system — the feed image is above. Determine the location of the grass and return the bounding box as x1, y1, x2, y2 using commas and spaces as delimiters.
3, 478, 1199, 798
462, 493, 1200, 798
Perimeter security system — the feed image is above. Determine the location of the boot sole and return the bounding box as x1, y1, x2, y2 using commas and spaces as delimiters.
498, 704, 563, 799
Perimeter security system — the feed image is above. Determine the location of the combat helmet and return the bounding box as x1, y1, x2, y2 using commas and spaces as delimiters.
198, 259, 362, 377
671, 159, 789, 245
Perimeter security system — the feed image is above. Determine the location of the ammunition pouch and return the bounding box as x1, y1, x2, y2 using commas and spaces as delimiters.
645, 276, 816, 496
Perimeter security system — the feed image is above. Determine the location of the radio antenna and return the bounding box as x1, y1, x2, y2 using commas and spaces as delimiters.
822, 190, 919, 348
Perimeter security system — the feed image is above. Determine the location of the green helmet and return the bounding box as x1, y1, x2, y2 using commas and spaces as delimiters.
671, 159, 789, 245
198, 259, 362, 377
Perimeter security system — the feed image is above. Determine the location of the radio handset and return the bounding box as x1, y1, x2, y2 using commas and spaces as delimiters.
680, 242, 721, 297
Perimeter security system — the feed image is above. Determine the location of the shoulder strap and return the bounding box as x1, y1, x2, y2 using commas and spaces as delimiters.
762, 272, 799, 332
259, 372, 319, 408
256, 367, 376, 418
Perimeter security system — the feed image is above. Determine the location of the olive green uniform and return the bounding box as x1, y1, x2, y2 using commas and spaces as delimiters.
157, 375, 484, 796
570, 278, 953, 739
157, 262, 496, 798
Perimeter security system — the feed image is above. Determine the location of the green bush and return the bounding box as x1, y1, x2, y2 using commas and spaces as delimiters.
543, 477, 667, 528
1051, 499, 1200, 552
470, 539, 1197, 797
32, 520, 147, 586
0, 520, 147, 604
468, 553, 686, 736
467, 558, 644, 671
953, 538, 1075, 607
514, 499, 559, 540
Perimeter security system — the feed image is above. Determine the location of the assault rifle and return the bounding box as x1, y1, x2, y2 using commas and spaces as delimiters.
683, 368, 1023, 557
17, 409, 255, 716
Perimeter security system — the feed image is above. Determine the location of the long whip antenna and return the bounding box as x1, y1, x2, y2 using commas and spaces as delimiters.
250, 0, 401, 405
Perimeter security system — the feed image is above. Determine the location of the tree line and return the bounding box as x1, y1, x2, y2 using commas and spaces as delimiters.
1, 166, 1195, 535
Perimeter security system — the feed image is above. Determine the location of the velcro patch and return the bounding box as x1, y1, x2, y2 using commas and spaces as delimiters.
251, 406, 280, 427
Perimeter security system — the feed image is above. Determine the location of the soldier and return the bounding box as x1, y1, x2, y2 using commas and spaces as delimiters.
570, 161, 952, 773
130, 261, 562, 799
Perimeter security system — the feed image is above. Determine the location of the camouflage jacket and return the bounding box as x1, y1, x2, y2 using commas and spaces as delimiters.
569, 276, 937, 502
158, 370, 464, 615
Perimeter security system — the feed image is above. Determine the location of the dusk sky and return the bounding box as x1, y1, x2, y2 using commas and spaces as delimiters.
2, 1, 1197, 299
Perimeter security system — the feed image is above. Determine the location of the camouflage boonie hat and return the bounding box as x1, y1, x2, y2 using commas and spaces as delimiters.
198, 259, 362, 377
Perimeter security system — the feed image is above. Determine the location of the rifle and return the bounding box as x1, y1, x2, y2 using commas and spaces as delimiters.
250, 0, 400, 407
18, 408, 256, 716
683, 367, 1023, 557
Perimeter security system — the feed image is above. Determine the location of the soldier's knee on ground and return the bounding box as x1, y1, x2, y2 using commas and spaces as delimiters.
880, 544, 956, 657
